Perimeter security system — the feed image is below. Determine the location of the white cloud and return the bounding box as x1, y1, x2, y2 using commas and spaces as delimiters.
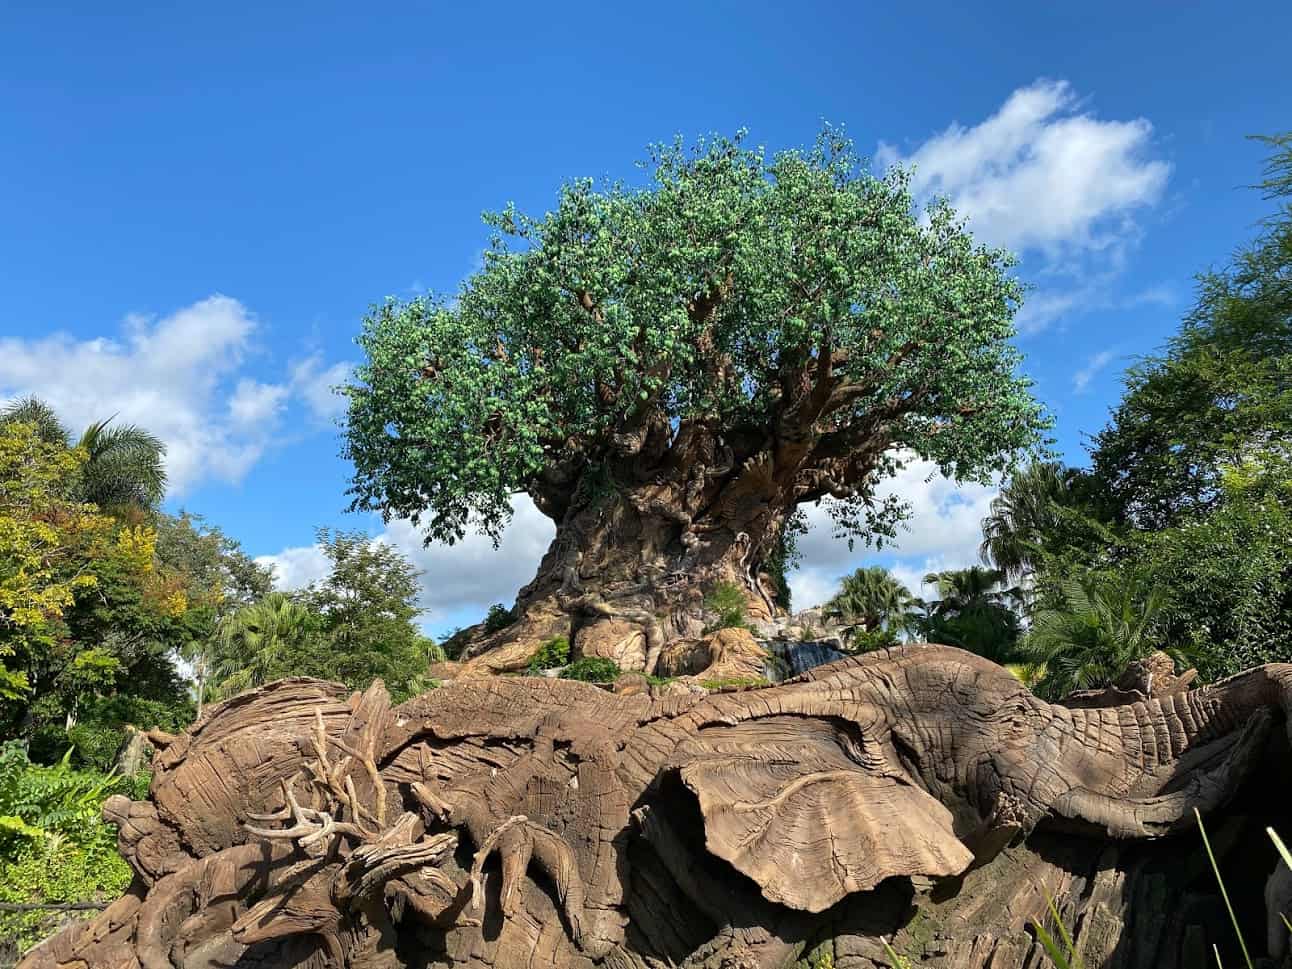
257, 496, 557, 627
290, 354, 352, 423
256, 543, 332, 591
786, 457, 998, 610
229, 378, 290, 427
0, 296, 351, 493
877, 79, 1170, 333
1073, 349, 1116, 393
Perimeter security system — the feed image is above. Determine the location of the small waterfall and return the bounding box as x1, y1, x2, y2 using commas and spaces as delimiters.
761, 639, 846, 681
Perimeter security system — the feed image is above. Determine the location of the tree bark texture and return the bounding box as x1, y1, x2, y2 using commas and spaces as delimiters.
19, 644, 1292, 969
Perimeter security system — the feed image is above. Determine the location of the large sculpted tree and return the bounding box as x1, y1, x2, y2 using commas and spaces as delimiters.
345, 132, 1047, 670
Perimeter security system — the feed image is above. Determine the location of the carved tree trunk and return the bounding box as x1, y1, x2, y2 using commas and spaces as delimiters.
459, 433, 800, 674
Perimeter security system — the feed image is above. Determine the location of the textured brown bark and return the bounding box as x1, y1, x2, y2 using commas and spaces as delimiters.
458, 466, 790, 675
20, 645, 1292, 969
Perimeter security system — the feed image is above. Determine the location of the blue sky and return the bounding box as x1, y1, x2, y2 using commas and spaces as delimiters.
3, 2, 1289, 633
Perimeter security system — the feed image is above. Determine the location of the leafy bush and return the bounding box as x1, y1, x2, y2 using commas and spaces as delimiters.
0, 742, 137, 958
559, 658, 621, 682
526, 636, 570, 674
483, 603, 517, 634
704, 581, 749, 632
841, 627, 900, 654
438, 627, 471, 661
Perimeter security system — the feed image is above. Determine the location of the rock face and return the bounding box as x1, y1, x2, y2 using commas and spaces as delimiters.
20, 646, 1292, 969
574, 618, 648, 671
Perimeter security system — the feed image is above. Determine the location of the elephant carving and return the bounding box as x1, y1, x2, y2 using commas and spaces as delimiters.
18, 644, 1292, 969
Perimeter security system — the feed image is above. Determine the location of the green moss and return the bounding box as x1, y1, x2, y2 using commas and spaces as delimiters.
699, 675, 770, 691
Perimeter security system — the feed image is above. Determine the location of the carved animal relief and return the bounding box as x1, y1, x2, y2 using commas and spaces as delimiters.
20, 645, 1292, 969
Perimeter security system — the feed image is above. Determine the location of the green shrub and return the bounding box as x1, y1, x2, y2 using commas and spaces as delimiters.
704, 581, 749, 632
526, 636, 570, 674
483, 603, 517, 634
560, 658, 621, 682
0, 836, 131, 956
439, 626, 471, 661
0, 742, 139, 958
842, 627, 900, 654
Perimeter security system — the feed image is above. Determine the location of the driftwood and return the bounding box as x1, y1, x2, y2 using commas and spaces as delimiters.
17, 644, 1292, 968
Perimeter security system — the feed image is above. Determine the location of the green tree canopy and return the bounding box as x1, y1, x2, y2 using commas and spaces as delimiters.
345, 130, 1047, 547
1086, 134, 1291, 531
825, 566, 915, 641
0, 399, 168, 513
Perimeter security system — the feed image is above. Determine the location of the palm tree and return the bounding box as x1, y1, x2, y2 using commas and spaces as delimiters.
914, 566, 1021, 664
1, 396, 167, 510
825, 567, 916, 648
979, 462, 1069, 581
209, 593, 319, 699
1023, 572, 1172, 700
922, 565, 1010, 612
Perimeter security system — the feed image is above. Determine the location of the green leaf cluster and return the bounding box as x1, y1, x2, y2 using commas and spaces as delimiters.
345, 127, 1048, 546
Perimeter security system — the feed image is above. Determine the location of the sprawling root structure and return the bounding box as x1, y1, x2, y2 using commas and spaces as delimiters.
20, 647, 1292, 969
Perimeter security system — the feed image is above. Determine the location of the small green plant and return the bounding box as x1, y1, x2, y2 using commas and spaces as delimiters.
526, 636, 571, 674
699, 675, 770, 691
1030, 890, 1083, 969
704, 581, 749, 632
483, 603, 517, 634
880, 941, 912, 968
560, 657, 621, 682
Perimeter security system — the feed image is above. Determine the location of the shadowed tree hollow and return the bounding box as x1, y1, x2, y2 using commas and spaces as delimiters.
344, 130, 1049, 671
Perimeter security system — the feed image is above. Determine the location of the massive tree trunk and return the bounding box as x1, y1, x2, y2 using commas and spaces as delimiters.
457, 421, 815, 675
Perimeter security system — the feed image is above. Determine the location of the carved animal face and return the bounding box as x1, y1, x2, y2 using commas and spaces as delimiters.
20, 647, 1292, 969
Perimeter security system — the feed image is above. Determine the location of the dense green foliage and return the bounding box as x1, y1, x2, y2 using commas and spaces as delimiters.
526, 636, 571, 673
206, 530, 438, 702
559, 657, 622, 682
345, 129, 1047, 549
825, 566, 915, 647
0, 743, 141, 957
977, 133, 1292, 692
909, 566, 1022, 664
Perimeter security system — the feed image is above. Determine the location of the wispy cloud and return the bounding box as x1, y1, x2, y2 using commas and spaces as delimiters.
0, 296, 350, 493
877, 79, 1170, 334
1073, 349, 1116, 393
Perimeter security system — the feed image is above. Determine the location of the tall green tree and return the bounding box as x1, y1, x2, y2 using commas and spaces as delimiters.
1085, 134, 1291, 532
210, 592, 320, 699
979, 462, 1069, 582
153, 512, 274, 718
913, 566, 1021, 663
293, 529, 434, 701
825, 566, 915, 645
0, 398, 167, 512
1041, 132, 1292, 679
344, 129, 1049, 664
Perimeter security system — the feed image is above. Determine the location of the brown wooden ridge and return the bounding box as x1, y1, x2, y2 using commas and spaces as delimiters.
21, 644, 1292, 969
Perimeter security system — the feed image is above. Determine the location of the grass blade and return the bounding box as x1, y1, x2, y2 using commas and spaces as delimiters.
1195, 807, 1253, 969
1033, 921, 1074, 969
